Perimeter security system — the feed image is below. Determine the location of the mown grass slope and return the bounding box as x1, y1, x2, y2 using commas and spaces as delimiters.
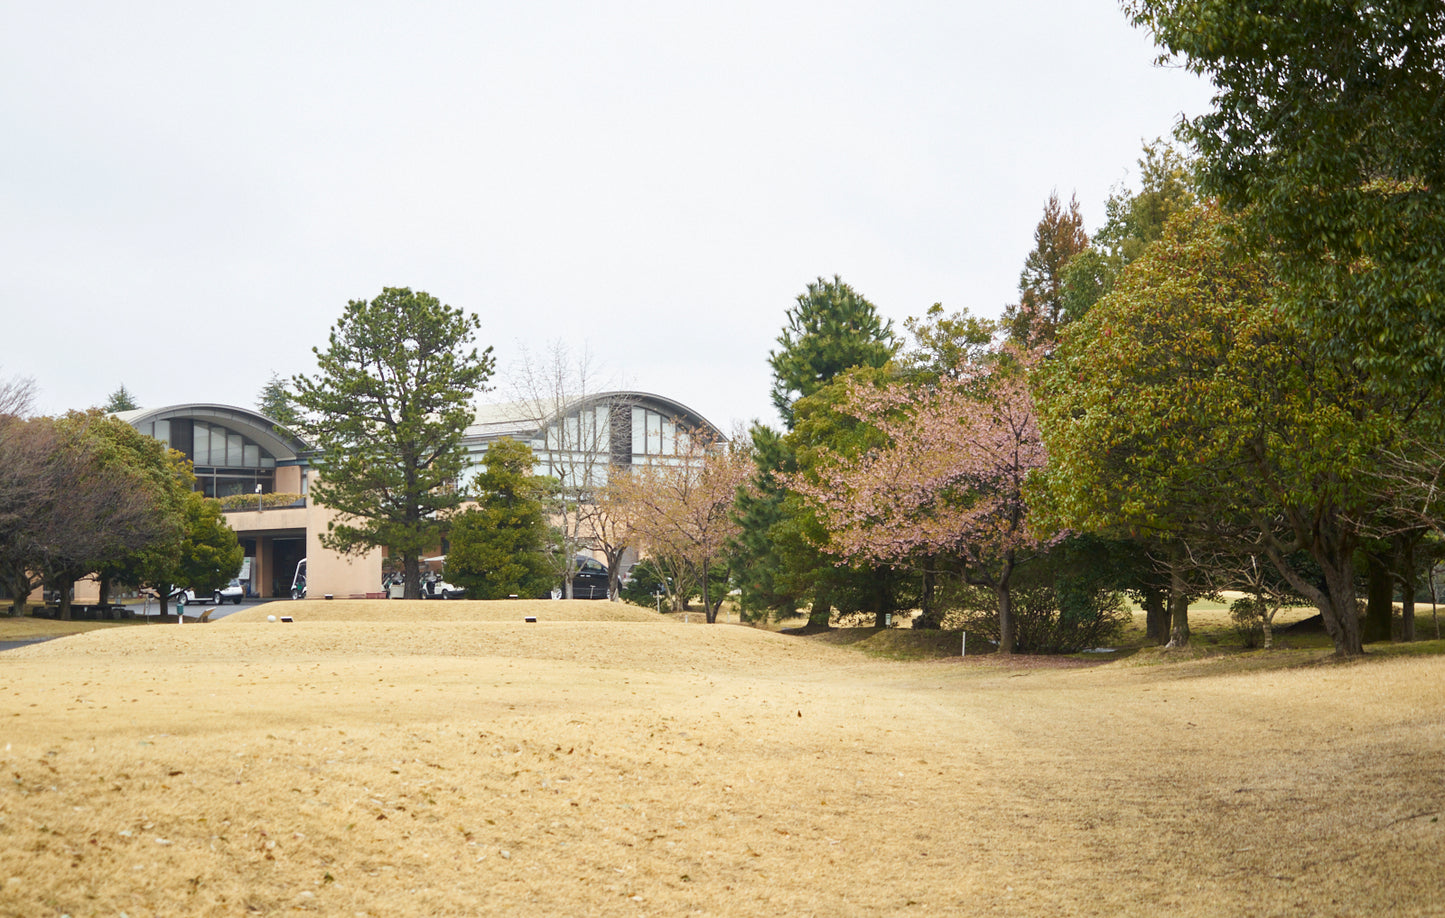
2, 605, 1442, 916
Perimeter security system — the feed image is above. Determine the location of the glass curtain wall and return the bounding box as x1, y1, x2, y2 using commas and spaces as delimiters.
132, 418, 278, 498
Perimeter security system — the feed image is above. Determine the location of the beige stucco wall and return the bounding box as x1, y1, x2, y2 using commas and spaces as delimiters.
302, 472, 383, 598
275, 465, 304, 494
224, 480, 382, 599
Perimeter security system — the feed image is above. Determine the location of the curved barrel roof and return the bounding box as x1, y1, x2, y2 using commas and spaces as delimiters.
113, 403, 310, 462
465, 390, 726, 443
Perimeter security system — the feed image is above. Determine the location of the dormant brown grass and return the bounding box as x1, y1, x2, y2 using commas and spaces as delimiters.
2, 602, 1442, 916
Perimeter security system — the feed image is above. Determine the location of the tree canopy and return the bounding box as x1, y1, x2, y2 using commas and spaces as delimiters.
1035, 205, 1407, 656
292, 287, 495, 599
446, 438, 554, 601
256, 372, 301, 430
621, 433, 751, 623
768, 276, 897, 429
1127, 0, 1445, 388
1002, 192, 1089, 344
793, 345, 1046, 651
102, 384, 139, 413
0, 411, 195, 619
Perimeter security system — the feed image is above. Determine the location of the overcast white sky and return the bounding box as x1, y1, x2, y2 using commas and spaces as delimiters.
1, 2, 1214, 432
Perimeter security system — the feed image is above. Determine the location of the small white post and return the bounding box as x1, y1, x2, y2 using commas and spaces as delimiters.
961, 631, 966, 657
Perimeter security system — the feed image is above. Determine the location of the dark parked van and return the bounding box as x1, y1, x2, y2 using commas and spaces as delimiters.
570, 557, 609, 599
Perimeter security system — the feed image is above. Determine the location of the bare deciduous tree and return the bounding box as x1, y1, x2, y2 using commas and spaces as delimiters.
621, 430, 750, 623
0, 416, 57, 614
581, 481, 638, 601
503, 341, 629, 598
0, 373, 36, 420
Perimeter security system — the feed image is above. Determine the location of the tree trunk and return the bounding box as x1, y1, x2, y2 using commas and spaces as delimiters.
1430, 561, 1442, 640
806, 583, 832, 630
995, 582, 1014, 655
1397, 534, 1417, 643
1165, 588, 1189, 648
1318, 554, 1363, 656
1261, 524, 1362, 656
990, 551, 1018, 654
1163, 546, 1190, 649
4, 571, 32, 616
914, 568, 941, 629
702, 559, 717, 624
1363, 554, 1392, 643
402, 554, 421, 600
1140, 586, 1169, 645
57, 579, 73, 622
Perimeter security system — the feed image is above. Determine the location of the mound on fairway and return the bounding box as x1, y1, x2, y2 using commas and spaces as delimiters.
3, 613, 1444, 917
221, 597, 667, 624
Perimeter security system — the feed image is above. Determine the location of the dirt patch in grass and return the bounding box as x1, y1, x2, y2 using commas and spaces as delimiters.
2, 618, 1443, 916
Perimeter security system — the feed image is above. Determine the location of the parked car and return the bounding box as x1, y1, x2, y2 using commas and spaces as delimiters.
173, 578, 244, 606
569, 557, 609, 600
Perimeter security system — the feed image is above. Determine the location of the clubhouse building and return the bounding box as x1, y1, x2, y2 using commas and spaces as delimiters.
117, 392, 725, 600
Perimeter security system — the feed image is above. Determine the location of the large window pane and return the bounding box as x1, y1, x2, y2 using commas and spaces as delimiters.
631, 407, 645, 456
194, 425, 211, 465
592, 406, 609, 446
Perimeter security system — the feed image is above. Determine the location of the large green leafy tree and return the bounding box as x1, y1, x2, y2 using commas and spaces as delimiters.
446, 438, 555, 600
1127, 0, 1445, 388
110, 487, 244, 616
1059, 140, 1198, 324
292, 287, 495, 599
1045, 140, 1202, 643
729, 423, 802, 617
1036, 205, 1403, 656
173, 491, 243, 595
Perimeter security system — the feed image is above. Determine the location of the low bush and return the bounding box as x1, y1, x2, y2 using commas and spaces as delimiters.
217, 492, 304, 511
942, 581, 1129, 654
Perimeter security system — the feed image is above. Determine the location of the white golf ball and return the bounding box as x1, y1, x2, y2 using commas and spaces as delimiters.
267, 615, 276, 623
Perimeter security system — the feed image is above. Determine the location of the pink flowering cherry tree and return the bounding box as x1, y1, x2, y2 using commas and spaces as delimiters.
789, 349, 1048, 653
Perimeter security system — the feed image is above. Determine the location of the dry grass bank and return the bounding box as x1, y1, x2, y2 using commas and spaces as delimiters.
223, 598, 669, 625
2, 608, 1442, 917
